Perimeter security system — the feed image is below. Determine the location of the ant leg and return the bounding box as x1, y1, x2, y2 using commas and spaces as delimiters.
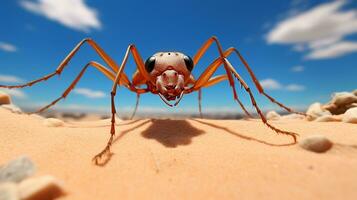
0, 38, 121, 89
129, 93, 140, 120
198, 89, 203, 118
32, 61, 116, 114
224, 58, 298, 142
188, 57, 298, 143
202, 74, 252, 118
92, 45, 150, 165
222, 47, 306, 116
193, 36, 252, 118
185, 75, 204, 118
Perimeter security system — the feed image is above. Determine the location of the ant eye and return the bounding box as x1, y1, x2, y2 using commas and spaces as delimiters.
183, 55, 194, 71
145, 56, 156, 73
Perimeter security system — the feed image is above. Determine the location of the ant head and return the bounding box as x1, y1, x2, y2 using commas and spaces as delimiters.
144, 52, 194, 106
144, 52, 193, 74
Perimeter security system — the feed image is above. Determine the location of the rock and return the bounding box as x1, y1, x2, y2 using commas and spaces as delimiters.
324, 102, 357, 115
0, 182, 19, 200
299, 135, 333, 153
306, 102, 331, 121
1, 104, 22, 114
330, 92, 357, 106
281, 113, 305, 120
342, 107, 357, 123
314, 115, 342, 122
266, 111, 281, 120
353, 89, 357, 96
18, 175, 66, 200
0, 156, 35, 183
351, 103, 357, 107
322, 103, 338, 113
0, 92, 11, 105
309, 90, 357, 116
43, 118, 64, 127
322, 92, 357, 115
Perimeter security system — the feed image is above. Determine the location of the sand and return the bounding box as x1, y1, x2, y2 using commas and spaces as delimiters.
1, 107, 357, 200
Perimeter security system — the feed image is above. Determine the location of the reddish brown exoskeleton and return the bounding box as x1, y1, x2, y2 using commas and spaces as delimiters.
0, 36, 305, 164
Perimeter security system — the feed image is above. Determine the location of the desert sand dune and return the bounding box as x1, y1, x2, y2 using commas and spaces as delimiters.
1, 107, 357, 200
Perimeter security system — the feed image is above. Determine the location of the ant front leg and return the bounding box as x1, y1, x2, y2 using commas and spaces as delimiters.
92, 45, 150, 165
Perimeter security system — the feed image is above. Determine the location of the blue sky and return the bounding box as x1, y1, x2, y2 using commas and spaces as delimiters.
0, 0, 356, 115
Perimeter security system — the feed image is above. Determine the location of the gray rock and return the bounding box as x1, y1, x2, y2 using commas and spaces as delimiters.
0, 183, 19, 200
0, 156, 36, 183
342, 107, 357, 124
19, 175, 66, 200
299, 135, 333, 153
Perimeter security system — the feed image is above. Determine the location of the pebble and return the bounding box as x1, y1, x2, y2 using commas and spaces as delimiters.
18, 175, 66, 200
0, 183, 19, 200
306, 102, 331, 121
43, 118, 64, 127
299, 135, 333, 153
0, 92, 11, 105
342, 107, 357, 124
266, 111, 281, 120
0, 156, 36, 184
1, 104, 22, 114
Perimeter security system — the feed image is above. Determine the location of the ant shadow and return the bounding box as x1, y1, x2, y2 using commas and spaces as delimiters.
191, 119, 296, 146
96, 118, 296, 166
96, 119, 204, 166
141, 119, 205, 147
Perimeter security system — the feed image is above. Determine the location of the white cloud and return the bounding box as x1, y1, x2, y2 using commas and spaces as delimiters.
306, 41, 357, 59
292, 44, 306, 52
73, 88, 106, 98
266, 0, 357, 60
285, 84, 305, 91
260, 79, 282, 90
0, 42, 17, 52
0, 89, 27, 99
291, 65, 304, 72
0, 74, 24, 83
20, 0, 101, 32
308, 37, 341, 49
260, 78, 305, 92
